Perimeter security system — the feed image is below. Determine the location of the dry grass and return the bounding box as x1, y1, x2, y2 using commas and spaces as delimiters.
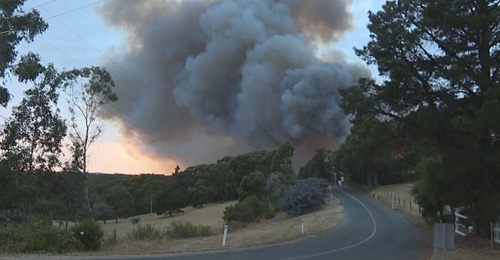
93, 197, 344, 255
371, 183, 500, 260
101, 201, 236, 240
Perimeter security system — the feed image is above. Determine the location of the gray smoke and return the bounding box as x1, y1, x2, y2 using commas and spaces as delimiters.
98, 0, 370, 168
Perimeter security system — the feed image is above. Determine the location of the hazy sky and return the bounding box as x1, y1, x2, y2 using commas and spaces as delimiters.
4, 0, 385, 174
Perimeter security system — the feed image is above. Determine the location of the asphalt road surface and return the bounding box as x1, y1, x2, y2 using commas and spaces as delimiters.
9, 187, 425, 260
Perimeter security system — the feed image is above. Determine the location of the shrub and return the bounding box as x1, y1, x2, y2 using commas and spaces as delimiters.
0, 215, 82, 253
238, 171, 266, 199
71, 220, 104, 251
226, 221, 246, 231
128, 224, 163, 240
30, 224, 82, 253
266, 173, 284, 195
279, 178, 327, 216
223, 195, 274, 223
165, 221, 211, 239
0, 210, 28, 225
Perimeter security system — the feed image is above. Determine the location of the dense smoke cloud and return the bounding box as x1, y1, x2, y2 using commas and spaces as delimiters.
98, 0, 370, 169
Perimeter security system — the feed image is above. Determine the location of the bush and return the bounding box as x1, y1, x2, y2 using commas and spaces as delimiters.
279, 178, 327, 216
226, 221, 247, 231
128, 224, 163, 240
0, 210, 28, 225
266, 173, 284, 195
223, 195, 275, 223
71, 220, 104, 251
238, 171, 266, 199
165, 221, 211, 239
0, 215, 82, 253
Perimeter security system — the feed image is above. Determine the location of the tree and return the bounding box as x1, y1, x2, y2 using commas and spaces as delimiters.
270, 140, 294, 172
102, 186, 133, 221
155, 185, 186, 216
92, 202, 115, 224
61, 67, 117, 211
342, 0, 500, 236
299, 148, 332, 181
238, 171, 266, 200
0, 0, 48, 106
187, 179, 215, 208
0, 62, 67, 173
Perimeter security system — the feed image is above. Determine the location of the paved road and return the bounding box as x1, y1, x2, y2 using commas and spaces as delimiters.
9, 187, 424, 260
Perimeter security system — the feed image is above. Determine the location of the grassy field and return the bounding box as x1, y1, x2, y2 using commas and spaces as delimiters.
92, 196, 344, 255
371, 183, 500, 260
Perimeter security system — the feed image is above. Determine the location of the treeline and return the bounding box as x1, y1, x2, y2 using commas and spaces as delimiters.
0, 140, 336, 222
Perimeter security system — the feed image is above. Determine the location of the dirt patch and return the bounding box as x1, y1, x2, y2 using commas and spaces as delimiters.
371, 183, 500, 260
95, 197, 343, 255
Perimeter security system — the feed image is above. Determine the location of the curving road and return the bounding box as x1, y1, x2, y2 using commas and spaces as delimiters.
10, 187, 425, 260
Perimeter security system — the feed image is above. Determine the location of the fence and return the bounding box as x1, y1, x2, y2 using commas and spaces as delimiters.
371, 191, 423, 218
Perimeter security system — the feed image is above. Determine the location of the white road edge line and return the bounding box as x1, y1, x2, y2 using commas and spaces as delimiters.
281, 189, 378, 260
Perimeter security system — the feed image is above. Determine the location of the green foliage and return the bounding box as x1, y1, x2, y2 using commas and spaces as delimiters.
60, 66, 118, 175
266, 173, 284, 196
155, 185, 187, 216
411, 155, 461, 223
0, 67, 68, 173
0, 0, 48, 106
127, 224, 163, 240
332, 118, 405, 187
299, 148, 333, 181
71, 220, 104, 251
270, 140, 294, 172
238, 171, 266, 199
340, 0, 500, 235
102, 186, 133, 219
165, 221, 212, 239
279, 178, 327, 216
0, 210, 27, 224
92, 202, 115, 223
223, 195, 275, 223
0, 215, 82, 253
187, 179, 215, 208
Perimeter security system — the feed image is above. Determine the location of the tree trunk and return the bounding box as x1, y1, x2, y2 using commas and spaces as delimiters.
83, 176, 91, 212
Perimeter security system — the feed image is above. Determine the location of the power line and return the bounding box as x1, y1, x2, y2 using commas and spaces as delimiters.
25, 0, 59, 11
45, 0, 107, 20
0, 0, 106, 35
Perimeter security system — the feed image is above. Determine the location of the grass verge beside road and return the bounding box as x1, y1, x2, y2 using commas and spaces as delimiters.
99, 196, 343, 255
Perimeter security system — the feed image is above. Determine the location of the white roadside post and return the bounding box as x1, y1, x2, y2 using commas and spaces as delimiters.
222, 224, 228, 248
301, 219, 304, 236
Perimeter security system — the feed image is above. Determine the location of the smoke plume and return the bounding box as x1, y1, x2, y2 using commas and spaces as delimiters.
98, 0, 370, 170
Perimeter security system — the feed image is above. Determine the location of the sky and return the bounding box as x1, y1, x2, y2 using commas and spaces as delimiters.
4, 0, 386, 175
